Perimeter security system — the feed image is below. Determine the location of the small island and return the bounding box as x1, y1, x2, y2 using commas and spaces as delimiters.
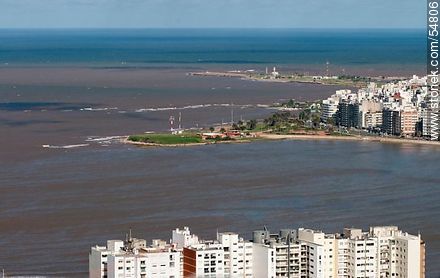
128, 133, 204, 146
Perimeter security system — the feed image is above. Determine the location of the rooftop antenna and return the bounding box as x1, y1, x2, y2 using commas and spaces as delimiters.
169, 115, 175, 131
124, 229, 135, 253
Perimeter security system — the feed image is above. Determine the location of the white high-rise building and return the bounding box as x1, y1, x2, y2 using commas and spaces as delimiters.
298, 226, 425, 278
90, 226, 425, 278
370, 226, 424, 278
421, 107, 440, 140
322, 90, 355, 123
172, 226, 200, 249
252, 229, 323, 278
217, 232, 253, 277
182, 241, 225, 277
322, 98, 340, 123
89, 235, 180, 278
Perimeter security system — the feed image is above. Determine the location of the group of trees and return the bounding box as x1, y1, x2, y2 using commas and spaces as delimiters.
208, 102, 324, 134
281, 99, 308, 109
209, 119, 258, 133
263, 107, 322, 133
231, 119, 257, 131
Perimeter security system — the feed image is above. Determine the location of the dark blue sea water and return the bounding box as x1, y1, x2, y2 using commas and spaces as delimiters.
0, 28, 426, 74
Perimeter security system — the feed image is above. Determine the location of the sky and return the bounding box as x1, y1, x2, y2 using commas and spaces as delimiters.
0, 0, 426, 29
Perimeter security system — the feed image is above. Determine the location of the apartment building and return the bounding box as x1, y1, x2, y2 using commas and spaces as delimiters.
358, 100, 383, 129
321, 90, 354, 123
217, 232, 253, 277
252, 228, 323, 278
89, 234, 180, 278
172, 227, 253, 278
382, 109, 401, 136
182, 241, 224, 277
370, 226, 424, 278
421, 107, 440, 140
364, 111, 383, 129
400, 107, 418, 136
322, 98, 340, 123
90, 226, 425, 278
336, 101, 360, 128
321, 75, 434, 139
298, 226, 425, 278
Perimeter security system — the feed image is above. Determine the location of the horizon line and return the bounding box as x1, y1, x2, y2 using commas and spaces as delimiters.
0, 27, 425, 30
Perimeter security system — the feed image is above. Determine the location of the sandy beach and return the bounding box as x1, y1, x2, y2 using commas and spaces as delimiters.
257, 133, 440, 147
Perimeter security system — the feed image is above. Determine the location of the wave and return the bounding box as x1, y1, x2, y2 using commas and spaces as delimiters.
85, 136, 126, 142
80, 107, 118, 111
134, 103, 265, 112
42, 144, 89, 149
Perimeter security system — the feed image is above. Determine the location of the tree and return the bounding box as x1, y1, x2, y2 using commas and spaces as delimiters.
326, 118, 335, 126
209, 126, 215, 132
247, 119, 257, 130
286, 99, 294, 108
219, 128, 226, 133
311, 114, 321, 128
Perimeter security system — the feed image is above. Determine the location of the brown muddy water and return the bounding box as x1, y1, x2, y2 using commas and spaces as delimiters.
0, 68, 439, 277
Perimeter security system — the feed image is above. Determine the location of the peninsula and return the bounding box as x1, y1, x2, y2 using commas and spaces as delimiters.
126, 74, 440, 148
188, 68, 407, 88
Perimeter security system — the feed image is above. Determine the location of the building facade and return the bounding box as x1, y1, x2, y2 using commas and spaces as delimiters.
90, 226, 425, 278
90, 235, 180, 278
382, 109, 401, 136
400, 107, 418, 136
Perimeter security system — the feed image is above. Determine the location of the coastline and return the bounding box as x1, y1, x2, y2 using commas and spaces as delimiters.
121, 137, 253, 147
188, 71, 409, 88
122, 134, 440, 148
257, 133, 440, 147
121, 137, 208, 147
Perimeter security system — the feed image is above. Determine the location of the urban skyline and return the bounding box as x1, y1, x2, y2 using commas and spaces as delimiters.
90, 225, 425, 278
